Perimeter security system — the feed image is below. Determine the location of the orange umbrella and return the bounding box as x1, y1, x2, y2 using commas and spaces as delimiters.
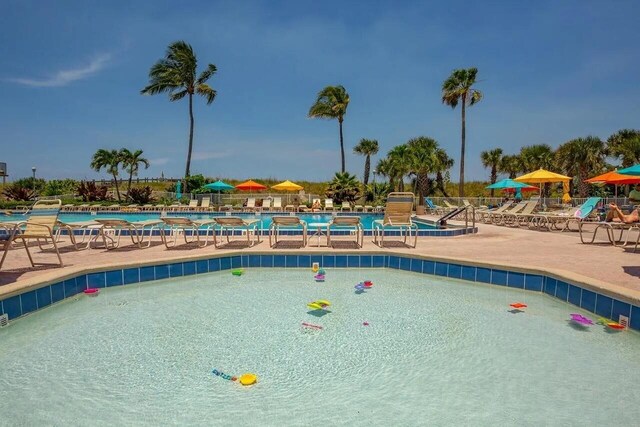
585, 170, 640, 185
235, 180, 267, 191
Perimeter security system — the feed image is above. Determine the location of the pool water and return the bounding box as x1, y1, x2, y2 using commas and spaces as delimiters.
1, 269, 638, 425
1, 212, 436, 230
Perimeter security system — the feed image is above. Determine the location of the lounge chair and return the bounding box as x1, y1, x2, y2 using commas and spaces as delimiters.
489, 201, 527, 225
187, 199, 199, 211
245, 198, 257, 212
272, 197, 282, 212
502, 200, 539, 227
353, 204, 365, 212
94, 218, 163, 250
159, 217, 217, 248
324, 199, 335, 211
372, 192, 418, 248
213, 217, 261, 248
55, 219, 102, 250
200, 197, 211, 211
537, 197, 601, 231
219, 204, 233, 212
444, 200, 459, 209
262, 199, 272, 211
340, 202, 353, 212
0, 200, 63, 269
474, 202, 512, 223
284, 203, 297, 212
269, 216, 307, 248
424, 197, 445, 215
327, 216, 363, 248
363, 205, 373, 212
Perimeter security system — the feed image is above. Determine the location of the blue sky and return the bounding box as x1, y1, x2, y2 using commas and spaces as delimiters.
1, 0, 639, 183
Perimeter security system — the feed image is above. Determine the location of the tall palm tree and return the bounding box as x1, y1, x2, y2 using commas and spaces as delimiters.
120, 149, 150, 197
353, 138, 379, 185
555, 136, 606, 197
90, 149, 123, 201
480, 148, 503, 197
499, 155, 522, 179
141, 41, 217, 192
308, 85, 350, 172
406, 137, 439, 205
607, 129, 640, 167
441, 67, 483, 197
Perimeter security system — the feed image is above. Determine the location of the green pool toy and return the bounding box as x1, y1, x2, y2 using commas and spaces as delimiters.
232, 269, 244, 276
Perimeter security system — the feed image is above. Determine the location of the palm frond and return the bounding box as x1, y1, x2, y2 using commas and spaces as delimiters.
196, 84, 217, 104
197, 64, 217, 85
170, 89, 189, 102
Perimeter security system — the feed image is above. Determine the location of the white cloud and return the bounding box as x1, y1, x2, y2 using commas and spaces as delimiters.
148, 157, 170, 166
7, 54, 112, 87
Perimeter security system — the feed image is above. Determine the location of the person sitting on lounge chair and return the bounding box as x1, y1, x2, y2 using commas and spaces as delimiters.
606, 203, 639, 224
311, 199, 321, 212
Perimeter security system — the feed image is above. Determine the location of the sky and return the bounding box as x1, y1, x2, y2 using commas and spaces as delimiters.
1, 0, 639, 183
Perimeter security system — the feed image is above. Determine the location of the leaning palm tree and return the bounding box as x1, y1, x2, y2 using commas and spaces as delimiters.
406, 137, 439, 205
480, 148, 503, 197
120, 149, 150, 197
442, 67, 483, 197
90, 149, 123, 201
308, 85, 350, 172
555, 136, 606, 197
353, 138, 379, 185
141, 41, 217, 192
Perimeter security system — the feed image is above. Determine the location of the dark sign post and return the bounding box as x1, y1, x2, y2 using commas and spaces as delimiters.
0, 162, 6, 184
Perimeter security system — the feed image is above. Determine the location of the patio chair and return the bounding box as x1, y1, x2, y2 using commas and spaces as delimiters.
327, 216, 363, 248
213, 217, 261, 248
160, 217, 217, 248
94, 218, 163, 250
488, 201, 527, 225
537, 197, 601, 231
284, 202, 297, 212
364, 205, 374, 212
200, 197, 211, 211
324, 199, 335, 211
0, 199, 63, 269
353, 204, 364, 212
502, 200, 539, 227
244, 197, 257, 212
187, 199, 199, 211
424, 198, 445, 215
269, 216, 307, 248
372, 192, 418, 248
272, 197, 282, 211
474, 202, 512, 223
340, 202, 353, 212
55, 219, 102, 250
262, 199, 272, 211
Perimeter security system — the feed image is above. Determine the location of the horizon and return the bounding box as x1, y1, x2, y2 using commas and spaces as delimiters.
1, 0, 639, 183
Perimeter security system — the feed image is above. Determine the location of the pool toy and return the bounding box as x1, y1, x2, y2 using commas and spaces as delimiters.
606, 322, 625, 331
212, 369, 235, 381
307, 300, 331, 310
239, 373, 257, 386
510, 302, 527, 309
570, 313, 593, 327
355, 281, 373, 292
314, 274, 325, 282
363, 322, 370, 326
317, 269, 326, 275
312, 263, 320, 272
232, 269, 244, 276
302, 322, 323, 330
84, 288, 100, 296
363, 281, 373, 288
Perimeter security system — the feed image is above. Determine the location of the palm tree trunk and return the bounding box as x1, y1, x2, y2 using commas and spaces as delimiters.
436, 172, 449, 197
185, 93, 195, 192
127, 168, 134, 197
112, 173, 121, 201
339, 117, 345, 173
459, 99, 466, 197
490, 167, 497, 197
416, 173, 430, 205
364, 155, 370, 185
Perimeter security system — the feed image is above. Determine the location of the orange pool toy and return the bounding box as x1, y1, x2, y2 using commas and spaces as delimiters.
510, 302, 527, 309
606, 322, 625, 331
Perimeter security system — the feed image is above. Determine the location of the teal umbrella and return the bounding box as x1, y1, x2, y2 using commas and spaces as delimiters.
486, 179, 536, 190
618, 164, 640, 176
175, 181, 182, 199
203, 180, 234, 204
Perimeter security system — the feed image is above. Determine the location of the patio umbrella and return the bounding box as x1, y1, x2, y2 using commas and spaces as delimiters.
586, 170, 640, 198
203, 180, 234, 204
485, 178, 537, 190
515, 168, 572, 203
175, 181, 182, 199
271, 180, 304, 191
618, 164, 640, 176
235, 180, 267, 191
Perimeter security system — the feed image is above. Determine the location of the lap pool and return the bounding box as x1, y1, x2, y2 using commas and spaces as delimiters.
1, 268, 638, 425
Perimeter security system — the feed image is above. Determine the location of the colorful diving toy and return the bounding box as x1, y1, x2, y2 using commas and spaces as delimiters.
232, 269, 244, 276
84, 288, 100, 296
307, 300, 331, 310
312, 263, 320, 272
212, 369, 237, 382
301, 322, 323, 330
354, 281, 373, 292
509, 302, 527, 309
239, 373, 258, 386
570, 313, 593, 327
314, 274, 325, 282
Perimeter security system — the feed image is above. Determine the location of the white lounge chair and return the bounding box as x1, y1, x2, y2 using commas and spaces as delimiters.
324, 199, 335, 211
269, 216, 307, 247
94, 218, 163, 250
272, 197, 282, 212
160, 217, 217, 248
213, 217, 261, 248
327, 216, 363, 248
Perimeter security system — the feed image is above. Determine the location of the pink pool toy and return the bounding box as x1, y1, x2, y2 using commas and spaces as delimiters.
570, 313, 593, 326
302, 322, 323, 330
84, 288, 100, 296
314, 274, 325, 282
363, 322, 370, 326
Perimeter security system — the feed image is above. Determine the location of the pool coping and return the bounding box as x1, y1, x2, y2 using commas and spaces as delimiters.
1, 249, 639, 331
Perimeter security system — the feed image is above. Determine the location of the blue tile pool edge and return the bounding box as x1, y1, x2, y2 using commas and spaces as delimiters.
1, 252, 637, 332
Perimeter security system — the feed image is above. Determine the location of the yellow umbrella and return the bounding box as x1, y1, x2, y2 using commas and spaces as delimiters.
271, 180, 303, 191
515, 168, 572, 203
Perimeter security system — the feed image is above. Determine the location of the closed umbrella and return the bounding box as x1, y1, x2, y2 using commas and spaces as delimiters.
175, 181, 182, 200
203, 180, 234, 204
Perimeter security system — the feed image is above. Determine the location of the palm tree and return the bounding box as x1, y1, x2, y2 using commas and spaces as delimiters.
141, 41, 217, 192
555, 136, 606, 197
91, 149, 123, 201
442, 67, 483, 197
434, 148, 454, 197
607, 129, 640, 168
519, 144, 554, 171
499, 155, 521, 179
480, 148, 503, 197
308, 85, 350, 172
386, 144, 412, 191
353, 138, 379, 185
406, 137, 439, 205
325, 172, 361, 204
120, 149, 150, 197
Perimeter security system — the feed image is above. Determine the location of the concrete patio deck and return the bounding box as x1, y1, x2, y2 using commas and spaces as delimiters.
1, 219, 639, 303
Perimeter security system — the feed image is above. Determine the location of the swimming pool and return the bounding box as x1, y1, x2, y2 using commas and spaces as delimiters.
2, 212, 438, 230
1, 268, 638, 425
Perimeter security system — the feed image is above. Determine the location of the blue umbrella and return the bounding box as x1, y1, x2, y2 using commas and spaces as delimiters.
203, 180, 234, 204
175, 181, 182, 199
618, 164, 640, 176
486, 178, 536, 190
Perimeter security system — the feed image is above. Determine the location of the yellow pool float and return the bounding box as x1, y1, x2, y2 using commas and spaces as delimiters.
239, 373, 257, 386
307, 300, 331, 310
